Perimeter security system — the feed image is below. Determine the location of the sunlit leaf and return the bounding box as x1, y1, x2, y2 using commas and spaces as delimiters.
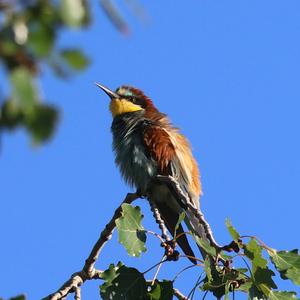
225, 218, 240, 241
244, 239, 268, 271
116, 204, 146, 257
268, 249, 300, 286
269, 291, 298, 300
285, 268, 300, 285
193, 234, 216, 256
100, 264, 147, 300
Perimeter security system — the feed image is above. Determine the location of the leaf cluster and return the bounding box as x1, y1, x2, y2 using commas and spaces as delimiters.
100, 205, 300, 299
0, 0, 89, 144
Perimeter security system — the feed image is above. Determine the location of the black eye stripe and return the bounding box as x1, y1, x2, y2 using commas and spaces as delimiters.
127, 96, 145, 107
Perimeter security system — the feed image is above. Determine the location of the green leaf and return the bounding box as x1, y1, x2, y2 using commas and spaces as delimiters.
99, 262, 122, 291
244, 239, 268, 271
59, 0, 89, 27
193, 234, 216, 256
116, 204, 147, 257
60, 49, 89, 70
28, 23, 54, 56
0, 100, 23, 130
252, 267, 277, 297
174, 212, 185, 236
286, 267, 300, 285
148, 280, 173, 300
225, 218, 240, 241
269, 291, 298, 300
24, 104, 58, 144
10, 67, 39, 109
269, 249, 300, 271
100, 264, 147, 300
268, 249, 300, 286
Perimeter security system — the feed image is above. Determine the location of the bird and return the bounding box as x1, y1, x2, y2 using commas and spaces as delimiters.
96, 83, 207, 263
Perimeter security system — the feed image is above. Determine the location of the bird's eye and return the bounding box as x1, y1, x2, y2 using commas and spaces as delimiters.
130, 97, 137, 104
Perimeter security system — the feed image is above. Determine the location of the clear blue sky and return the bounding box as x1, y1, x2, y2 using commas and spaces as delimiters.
1, 1, 300, 299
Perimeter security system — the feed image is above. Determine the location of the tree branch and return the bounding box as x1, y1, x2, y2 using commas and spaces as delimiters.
44, 192, 139, 300
173, 287, 189, 300
45, 176, 223, 299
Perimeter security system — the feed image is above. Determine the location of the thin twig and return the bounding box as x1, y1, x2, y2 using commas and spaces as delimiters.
172, 264, 200, 282
142, 257, 168, 275
145, 230, 164, 243
44, 192, 139, 300
151, 255, 166, 285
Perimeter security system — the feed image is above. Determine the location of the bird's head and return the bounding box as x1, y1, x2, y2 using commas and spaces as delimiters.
96, 83, 157, 117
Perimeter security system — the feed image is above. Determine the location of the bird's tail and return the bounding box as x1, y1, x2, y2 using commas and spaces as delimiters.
184, 209, 210, 259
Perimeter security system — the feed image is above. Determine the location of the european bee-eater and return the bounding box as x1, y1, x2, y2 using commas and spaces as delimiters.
97, 83, 207, 263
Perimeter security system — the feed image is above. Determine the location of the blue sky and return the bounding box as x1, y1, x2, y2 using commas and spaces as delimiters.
1, 1, 300, 299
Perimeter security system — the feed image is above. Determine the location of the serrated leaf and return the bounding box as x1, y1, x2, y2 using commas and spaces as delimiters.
244, 239, 268, 271
253, 267, 277, 297
100, 264, 147, 300
116, 204, 146, 257
269, 291, 298, 300
225, 218, 240, 241
174, 212, 185, 237
148, 280, 173, 300
268, 249, 300, 286
193, 234, 216, 256
269, 249, 300, 271
99, 263, 120, 284
10, 67, 39, 109
60, 49, 89, 70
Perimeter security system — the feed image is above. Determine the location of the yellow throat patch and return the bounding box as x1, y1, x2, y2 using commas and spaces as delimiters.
110, 99, 143, 117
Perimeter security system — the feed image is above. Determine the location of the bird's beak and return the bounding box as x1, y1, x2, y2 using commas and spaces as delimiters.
95, 83, 118, 99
